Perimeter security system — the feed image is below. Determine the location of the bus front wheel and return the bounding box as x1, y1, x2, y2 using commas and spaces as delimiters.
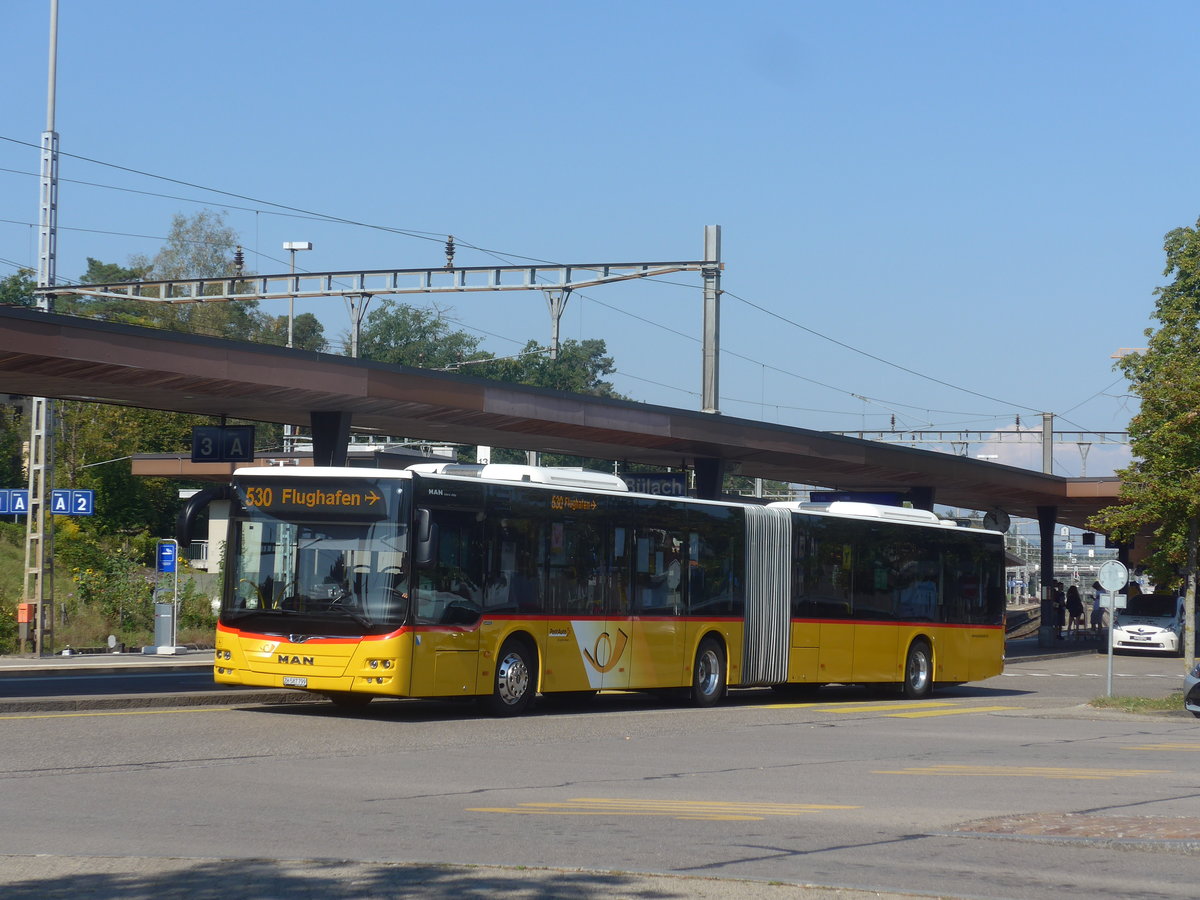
901, 640, 932, 700
690, 638, 726, 707
485, 638, 537, 717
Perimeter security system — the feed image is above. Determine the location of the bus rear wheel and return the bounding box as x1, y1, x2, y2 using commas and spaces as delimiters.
900, 640, 932, 699
690, 637, 726, 707
485, 637, 536, 717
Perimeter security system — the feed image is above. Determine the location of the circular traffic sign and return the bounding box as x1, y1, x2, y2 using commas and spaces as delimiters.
1097, 559, 1129, 592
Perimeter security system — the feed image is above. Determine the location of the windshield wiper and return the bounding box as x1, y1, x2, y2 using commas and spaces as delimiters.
341, 609, 373, 628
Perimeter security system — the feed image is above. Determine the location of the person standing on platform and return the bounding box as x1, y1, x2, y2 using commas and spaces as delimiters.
1053, 581, 1066, 639
1066, 585, 1085, 636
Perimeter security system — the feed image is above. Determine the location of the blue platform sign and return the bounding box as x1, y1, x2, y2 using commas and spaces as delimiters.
157, 540, 177, 574
50, 489, 95, 516
1, 489, 30, 515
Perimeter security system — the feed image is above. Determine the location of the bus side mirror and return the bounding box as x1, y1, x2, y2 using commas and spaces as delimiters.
414, 507, 437, 569
175, 485, 231, 548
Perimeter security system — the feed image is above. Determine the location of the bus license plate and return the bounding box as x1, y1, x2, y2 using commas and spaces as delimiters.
283, 676, 308, 687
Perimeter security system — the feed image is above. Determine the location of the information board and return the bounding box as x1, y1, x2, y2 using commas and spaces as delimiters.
157, 540, 178, 573
192, 425, 256, 463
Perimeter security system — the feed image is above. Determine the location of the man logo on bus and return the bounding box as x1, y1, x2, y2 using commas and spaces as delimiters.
278, 654, 315, 666
583, 629, 629, 674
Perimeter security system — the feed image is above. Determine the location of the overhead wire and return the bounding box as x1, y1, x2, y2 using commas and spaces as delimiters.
0, 134, 1130, 434
0, 134, 448, 246
721, 287, 1043, 414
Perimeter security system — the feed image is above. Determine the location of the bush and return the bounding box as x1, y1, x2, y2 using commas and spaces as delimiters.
0, 600, 17, 655
0, 524, 218, 654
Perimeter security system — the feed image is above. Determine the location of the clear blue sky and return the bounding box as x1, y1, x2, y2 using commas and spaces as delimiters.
3, 1, 1198, 477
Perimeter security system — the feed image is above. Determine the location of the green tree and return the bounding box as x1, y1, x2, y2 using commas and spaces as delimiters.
0, 404, 24, 488
72, 221, 326, 351
281, 311, 328, 352
55, 402, 197, 536
356, 300, 489, 368
128, 209, 281, 342
132, 209, 240, 281
80, 258, 150, 284
0, 268, 36, 306
255, 310, 327, 352
1090, 216, 1200, 670
56, 258, 154, 324
474, 338, 622, 397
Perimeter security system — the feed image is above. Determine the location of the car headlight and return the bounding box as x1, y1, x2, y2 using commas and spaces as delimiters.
1190, 661, 1200, 679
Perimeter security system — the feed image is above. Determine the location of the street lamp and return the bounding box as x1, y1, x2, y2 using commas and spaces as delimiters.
282, 241, 313, 349
282, 242, 312, 455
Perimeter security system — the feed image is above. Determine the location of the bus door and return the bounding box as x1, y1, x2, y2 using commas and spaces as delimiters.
544, 517, 632, 692
630, 524, 686, 688
410, 507, 482, 697
484, 513, 573, 696
943, 546, 1006, 682
813, 536, 855, 684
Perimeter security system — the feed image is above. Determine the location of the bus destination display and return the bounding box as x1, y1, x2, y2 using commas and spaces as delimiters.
239, 481, 389, 518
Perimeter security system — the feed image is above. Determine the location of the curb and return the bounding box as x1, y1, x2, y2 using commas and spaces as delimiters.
0, 661, 213, 679
0, 690, 322, 715
1006, 649, 1100, 664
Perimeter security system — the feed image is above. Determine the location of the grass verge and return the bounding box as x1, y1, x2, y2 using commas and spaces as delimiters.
1088, 692, 1185, 714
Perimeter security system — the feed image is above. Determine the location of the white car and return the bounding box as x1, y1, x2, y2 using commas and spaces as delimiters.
1185, 661, 1200, 719
1111, 593, 1185, 655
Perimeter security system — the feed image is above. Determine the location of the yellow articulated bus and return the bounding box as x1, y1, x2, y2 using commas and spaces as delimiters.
179, 463, 1005, 715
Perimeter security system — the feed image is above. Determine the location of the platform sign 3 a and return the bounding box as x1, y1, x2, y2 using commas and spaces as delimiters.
50, 489, 95, 516
192, 425, 255, 463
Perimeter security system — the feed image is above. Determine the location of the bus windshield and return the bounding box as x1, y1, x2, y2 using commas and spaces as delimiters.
222, 476, 410, 634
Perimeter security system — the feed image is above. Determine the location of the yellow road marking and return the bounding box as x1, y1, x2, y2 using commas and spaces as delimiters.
885, 705, 1021, 718
0, 708, 230, 721
763, 700, 1017, 718
468, 809, 768, 820
468, 797, 860, 821
874, 764, 1168, 780
825, 702, 961, 713
762, 701, 958, 712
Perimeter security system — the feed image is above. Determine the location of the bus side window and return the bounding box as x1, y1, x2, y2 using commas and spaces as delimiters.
634, 528, 684, 615
795, 522, 852, 619
415, 509, 483, 626
483, 515, 544, 615
687, 506, 741, 617
547, 519, 607, 615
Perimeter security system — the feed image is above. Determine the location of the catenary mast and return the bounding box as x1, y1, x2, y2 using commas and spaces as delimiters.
24, 0, 60, 655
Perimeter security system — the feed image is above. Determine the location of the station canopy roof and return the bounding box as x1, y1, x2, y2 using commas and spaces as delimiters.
0, 306, 1120, 528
